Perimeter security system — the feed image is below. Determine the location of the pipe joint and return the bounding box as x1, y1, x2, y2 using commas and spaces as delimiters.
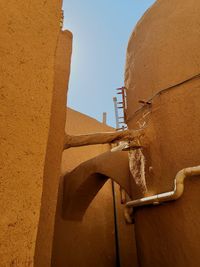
124, 165, 200, 223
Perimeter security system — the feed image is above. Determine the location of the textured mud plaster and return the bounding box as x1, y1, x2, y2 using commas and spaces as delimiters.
34, 31, 72, 267
63, 150, 132, 220
0, 1, 62, 266
52, 109, 117, 267
129, 149, 147, 193
125, 0, 200, 116
125, 0, 200, 266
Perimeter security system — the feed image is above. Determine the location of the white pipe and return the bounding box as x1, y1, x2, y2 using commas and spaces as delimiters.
126, 165, 200, 208
111, 141, 129, 152
111, 140, 142, 152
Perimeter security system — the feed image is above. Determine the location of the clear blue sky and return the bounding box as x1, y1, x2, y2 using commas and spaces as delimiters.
63, 0, 156, 126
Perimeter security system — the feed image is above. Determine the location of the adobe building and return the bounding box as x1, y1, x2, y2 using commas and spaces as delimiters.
124, 0, 200, 266
1, 0, 200, 267
0, 1, 72, 266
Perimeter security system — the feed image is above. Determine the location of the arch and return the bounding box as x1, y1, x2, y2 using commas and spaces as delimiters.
63, 151, 133, 220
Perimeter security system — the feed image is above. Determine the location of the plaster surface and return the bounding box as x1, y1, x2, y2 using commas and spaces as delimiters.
35, 30, 72, 267
63, 150, 132, 220
52, 108, 117, 267
125, 0, 200, 266
0, 1, 62, 265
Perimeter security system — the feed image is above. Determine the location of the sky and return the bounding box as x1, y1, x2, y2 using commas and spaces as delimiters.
62, 0, 156, 127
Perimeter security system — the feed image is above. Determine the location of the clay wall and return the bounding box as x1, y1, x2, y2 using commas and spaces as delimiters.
125, 1, 200, 266
0, 1, 69, 266
51, 108, 117, 267
34, 30, 72, 267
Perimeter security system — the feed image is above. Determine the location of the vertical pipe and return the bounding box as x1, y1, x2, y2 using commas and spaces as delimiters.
102, 112, 107, 125
113, 97, 120, 130
111, 183, 121, 267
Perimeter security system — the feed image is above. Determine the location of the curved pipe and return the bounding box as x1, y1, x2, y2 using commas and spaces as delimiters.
63, 151, 133, 220
126, 165, 200, 207
125, 165, 200, 223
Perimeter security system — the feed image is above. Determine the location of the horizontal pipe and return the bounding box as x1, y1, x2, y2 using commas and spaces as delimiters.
126, 165, 200, 208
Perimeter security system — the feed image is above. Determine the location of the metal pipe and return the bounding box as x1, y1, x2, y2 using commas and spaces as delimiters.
113, 97, 120, 129
125, 165, 200, 208
102, 112, 107, 125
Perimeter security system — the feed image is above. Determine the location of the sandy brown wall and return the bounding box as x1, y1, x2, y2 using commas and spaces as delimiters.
51, 109, 117, 267
0, 1, 62, 266
34, 30, 73, 267
125, 1, 200, 266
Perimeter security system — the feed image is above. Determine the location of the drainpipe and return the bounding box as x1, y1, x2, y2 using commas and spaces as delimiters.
124, 165, 200, 223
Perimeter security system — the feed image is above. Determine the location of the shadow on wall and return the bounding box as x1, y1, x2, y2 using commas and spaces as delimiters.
62, 150, 133, 220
